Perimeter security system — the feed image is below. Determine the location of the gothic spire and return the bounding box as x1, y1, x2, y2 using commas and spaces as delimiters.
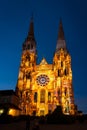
58, 20, 65, 40
27, 17, 35, 41
56, 20, 66, 51
23, 17, 36, 53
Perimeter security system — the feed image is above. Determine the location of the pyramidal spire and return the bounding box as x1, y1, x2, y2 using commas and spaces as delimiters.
23, 16, 36, 53
56, 19, 66, 51
58, 20, 65, 40
27, 16, 35, 41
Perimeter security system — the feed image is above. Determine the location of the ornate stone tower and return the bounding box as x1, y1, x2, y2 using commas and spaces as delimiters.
53, 20, 75, 114
16, 19, 37, 115
16, 19, 75, 116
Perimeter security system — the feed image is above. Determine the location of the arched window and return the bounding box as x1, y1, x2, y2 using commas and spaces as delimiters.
34, 92, 37, 103
40, 90, 45, 103
26, 55, 30, 61
26, 72, 31, 79
26, 92, 28, 97
64, 88, 67, 96
48, 92, 51, 102
61, 61, 63, 67
58, 69, 61, 76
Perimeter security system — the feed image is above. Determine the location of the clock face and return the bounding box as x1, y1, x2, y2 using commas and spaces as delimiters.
36, 74, 49, 86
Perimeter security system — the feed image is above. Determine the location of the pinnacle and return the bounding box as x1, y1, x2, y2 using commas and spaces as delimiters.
56, 20, 66, 51
27, 17, 35, 40
58, 20, 65, 40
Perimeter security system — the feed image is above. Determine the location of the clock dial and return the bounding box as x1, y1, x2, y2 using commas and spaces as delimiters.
36, 74, 49, 86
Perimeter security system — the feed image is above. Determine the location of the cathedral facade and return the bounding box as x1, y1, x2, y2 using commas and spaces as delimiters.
15, 19, 75, 116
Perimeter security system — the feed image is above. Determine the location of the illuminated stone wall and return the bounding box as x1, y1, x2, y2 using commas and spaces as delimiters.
16, 19, 76, 116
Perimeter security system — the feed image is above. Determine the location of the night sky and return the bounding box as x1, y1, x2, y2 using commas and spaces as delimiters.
0, 0, 87, 114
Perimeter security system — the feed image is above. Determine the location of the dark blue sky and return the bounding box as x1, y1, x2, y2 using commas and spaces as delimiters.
0, 0, 87, 113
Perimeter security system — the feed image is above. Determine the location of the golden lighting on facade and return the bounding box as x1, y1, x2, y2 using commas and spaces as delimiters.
15, 19, 76, 116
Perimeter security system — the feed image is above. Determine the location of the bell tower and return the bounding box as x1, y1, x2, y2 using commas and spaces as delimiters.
53, 20, 75, 115
16, 18, 37, 115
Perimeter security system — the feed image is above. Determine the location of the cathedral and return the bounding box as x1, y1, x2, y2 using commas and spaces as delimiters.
15, 18, 76, 116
